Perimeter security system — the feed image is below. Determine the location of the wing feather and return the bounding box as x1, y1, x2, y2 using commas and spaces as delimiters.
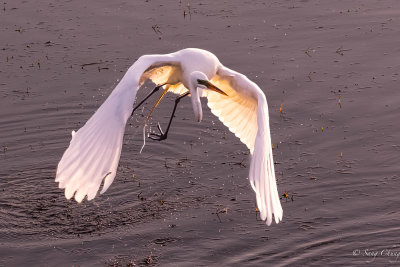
56, 90, 129, 202
56, 53, 184, 202
207, 68, 258, 153
139, 64, 181, 87
206, 65, 282, 225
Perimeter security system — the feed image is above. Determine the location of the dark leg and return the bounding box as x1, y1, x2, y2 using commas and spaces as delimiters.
149, 92, 190, 141
131, 84, 166, 116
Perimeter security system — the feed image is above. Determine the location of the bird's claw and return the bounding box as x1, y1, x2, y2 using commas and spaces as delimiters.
149, 122, 167, 141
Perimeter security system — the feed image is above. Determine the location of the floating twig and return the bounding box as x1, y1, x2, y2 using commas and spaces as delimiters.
305, 48, 313, 57
336, 46, 352, 56
215, 207, 228, 223
81, 60, 103, 69
151, 24, 162, 35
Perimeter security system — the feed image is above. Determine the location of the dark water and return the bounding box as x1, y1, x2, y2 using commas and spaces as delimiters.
1, 0, 400, 266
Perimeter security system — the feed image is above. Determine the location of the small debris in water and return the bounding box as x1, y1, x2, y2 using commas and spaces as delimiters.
144, 252, 155, 265
307, 71, 312, 81
137, 192, 145, 201
254, 203, 262, 221
231, 159, 246, 168
336, 46, 352, 56
281, 191, 294, 202
151, 24, 162, 35
183, 2, 192, 19
215, 207, 228, 223
98, 66, 109, 72
305, 48, 313, 57
80, 60, 104, 69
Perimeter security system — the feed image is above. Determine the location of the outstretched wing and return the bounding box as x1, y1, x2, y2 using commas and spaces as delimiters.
56, 89, 131, 202
56, 53, 182, 203
205, 66, 258, 154
205, 65, 283, 225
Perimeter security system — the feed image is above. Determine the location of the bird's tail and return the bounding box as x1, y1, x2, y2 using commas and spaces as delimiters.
55, 76, 137, 203
249, 97, 283, 225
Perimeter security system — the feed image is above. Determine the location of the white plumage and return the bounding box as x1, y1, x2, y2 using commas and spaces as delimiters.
55, 48, 283, 225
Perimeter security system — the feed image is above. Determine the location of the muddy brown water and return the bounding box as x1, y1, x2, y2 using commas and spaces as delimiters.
1, 0, 400, 266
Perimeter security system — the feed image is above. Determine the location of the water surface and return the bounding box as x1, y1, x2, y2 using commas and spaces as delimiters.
1, 0, 400, 266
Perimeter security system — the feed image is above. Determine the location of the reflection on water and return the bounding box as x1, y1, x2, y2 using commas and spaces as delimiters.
1, 0, 400, 265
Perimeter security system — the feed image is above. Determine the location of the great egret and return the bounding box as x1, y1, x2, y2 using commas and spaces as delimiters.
55, 48, 283, 225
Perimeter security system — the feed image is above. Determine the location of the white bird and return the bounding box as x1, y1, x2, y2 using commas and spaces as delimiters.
55, 48, 283, 225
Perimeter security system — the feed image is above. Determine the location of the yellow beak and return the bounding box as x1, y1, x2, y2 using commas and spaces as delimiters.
197, 79, 228, 96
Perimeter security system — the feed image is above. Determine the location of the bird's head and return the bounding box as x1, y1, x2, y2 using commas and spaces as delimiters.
189, 71, 227, 122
